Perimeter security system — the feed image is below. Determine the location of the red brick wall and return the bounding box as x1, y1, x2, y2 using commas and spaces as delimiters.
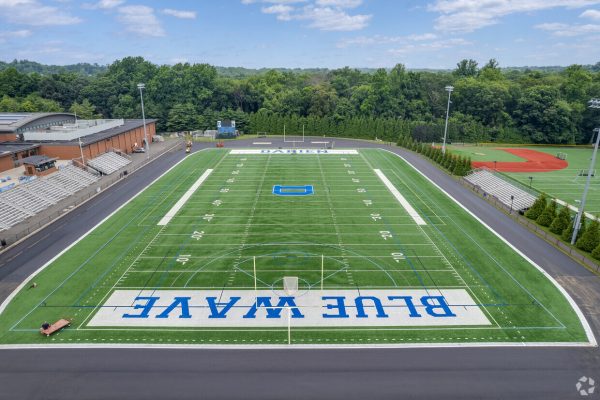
39, 121, 157, 160
0, 133, 18, 142
0, 155, 13, 172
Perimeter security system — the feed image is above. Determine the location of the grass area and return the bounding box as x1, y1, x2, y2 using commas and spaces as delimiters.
449, 145, 600, 214
0, 148, 590, 346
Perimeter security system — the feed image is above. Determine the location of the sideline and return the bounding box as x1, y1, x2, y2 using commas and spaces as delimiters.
380, 148, 597, 347
0, 145, 596, 349
0, 141, 182, 256
157, 169, 213, 225
0, 149, 210, 319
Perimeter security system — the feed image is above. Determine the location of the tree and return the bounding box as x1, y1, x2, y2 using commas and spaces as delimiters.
69, 99, 101, 119
525, 193, 547, 220
536, 200, 557, 227
453, 59, 478, 78
513, 86, 575, 143
591, 241, 600, 260
167, 103, 199, 132
576, 219, 600, 252
549, 205, 570, 235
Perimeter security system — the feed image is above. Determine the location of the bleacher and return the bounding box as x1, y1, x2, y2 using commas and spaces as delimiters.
0, 163, 99, 232
464, 168, 537, 211
87, 152, 131, 175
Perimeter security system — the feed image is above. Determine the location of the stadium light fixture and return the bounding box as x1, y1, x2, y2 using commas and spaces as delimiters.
137, 83, 150, 160
571, 100, 600, 244
442, 85, 454, 155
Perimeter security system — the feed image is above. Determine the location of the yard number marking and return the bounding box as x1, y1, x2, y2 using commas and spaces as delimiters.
380, 231, 393, 240
363, 199, 373, 206
177, 254, 192, 264
371, 213, 381, 221
203, 214, 214, 222
191, 231, 204, 240
391, 252, 406, 262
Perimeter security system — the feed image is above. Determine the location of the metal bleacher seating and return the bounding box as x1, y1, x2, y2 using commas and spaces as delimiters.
87, 151, 131, 175
0, 163, 99, 232
465, 168, 537, 211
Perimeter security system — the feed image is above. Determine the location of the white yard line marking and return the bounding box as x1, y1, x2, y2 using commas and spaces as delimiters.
157, 169, 213, 226
379, 148, 597, 347
373, 169, 426, 226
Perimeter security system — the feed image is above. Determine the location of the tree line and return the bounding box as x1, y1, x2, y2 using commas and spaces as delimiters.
1, 56, 599, 144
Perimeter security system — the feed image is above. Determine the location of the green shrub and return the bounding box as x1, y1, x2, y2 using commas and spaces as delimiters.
525, 194, 547, 220
576, 219, 599, 252
592, 242, 600, 260
549, 205, 570, 234
536, 200, 557, 227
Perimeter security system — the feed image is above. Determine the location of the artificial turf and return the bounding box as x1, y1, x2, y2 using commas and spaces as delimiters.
0, 148, 590, 346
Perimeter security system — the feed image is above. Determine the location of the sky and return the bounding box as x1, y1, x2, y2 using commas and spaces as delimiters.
0, 0, 600, 69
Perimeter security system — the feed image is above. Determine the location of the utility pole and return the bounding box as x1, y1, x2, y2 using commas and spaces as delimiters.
571, 98, 600, 244
442, 85, 454, 154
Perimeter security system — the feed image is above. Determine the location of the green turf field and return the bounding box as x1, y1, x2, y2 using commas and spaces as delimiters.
449, 145, 600, 214
0, 148, 592, 346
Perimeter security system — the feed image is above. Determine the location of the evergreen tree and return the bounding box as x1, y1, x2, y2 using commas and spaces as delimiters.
549, 205, 570, 234
536, 200, 557, 227
562, 214, 587, 243
525, 193, 547, 220
592, 242, 600, 260
576, 218, 600, 252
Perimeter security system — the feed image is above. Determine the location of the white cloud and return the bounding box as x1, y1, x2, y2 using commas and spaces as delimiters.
98, 0, 123, 7
117, 5, 165, 37
242, 0, 306, 4
245, 0, 370, 31
0, 0, 81, 26
162, 8, 196, 19
337, 33, 437, 48
428, 0, 600, 32
580, 9, 600, 20
300, 6, 370, 31
315, 0, 362, 8
0, 29, 31, 43
535, 21, 600, 36
388, 38, 472, 54
262, 4, 294, 20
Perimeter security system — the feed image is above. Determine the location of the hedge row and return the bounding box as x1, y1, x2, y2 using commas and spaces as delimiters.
525, 194, 600, 260
397, 135, 472, 176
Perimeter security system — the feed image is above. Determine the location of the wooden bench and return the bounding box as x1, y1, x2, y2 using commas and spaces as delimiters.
40, 319, 71, 337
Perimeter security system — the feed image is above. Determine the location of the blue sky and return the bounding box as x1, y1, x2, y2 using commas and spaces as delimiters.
0, 0, 600, 68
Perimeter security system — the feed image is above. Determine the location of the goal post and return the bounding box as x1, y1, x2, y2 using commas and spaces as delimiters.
283, 124, 305, 143
579, 169, 596, 177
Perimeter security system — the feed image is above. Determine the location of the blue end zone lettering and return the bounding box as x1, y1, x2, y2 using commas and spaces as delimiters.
273, 185, 314, 196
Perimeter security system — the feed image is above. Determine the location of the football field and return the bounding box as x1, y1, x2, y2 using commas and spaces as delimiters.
0, 148, 592, 346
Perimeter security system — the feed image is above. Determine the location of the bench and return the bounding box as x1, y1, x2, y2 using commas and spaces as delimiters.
40, 319, 71, 337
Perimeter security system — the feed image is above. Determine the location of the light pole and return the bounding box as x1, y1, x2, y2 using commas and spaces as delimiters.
571, 98, 600, 244
442, 85, 454, 155
137, 83, 149, 159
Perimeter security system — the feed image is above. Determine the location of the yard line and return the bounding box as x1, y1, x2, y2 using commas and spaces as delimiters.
157, 169, 213, 226
373, 169, 427, 225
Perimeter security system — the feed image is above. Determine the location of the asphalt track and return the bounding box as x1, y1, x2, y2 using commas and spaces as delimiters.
0, 137, 598, 400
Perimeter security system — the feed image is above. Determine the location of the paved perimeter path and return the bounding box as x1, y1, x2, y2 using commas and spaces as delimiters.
0, 138, 599, 400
